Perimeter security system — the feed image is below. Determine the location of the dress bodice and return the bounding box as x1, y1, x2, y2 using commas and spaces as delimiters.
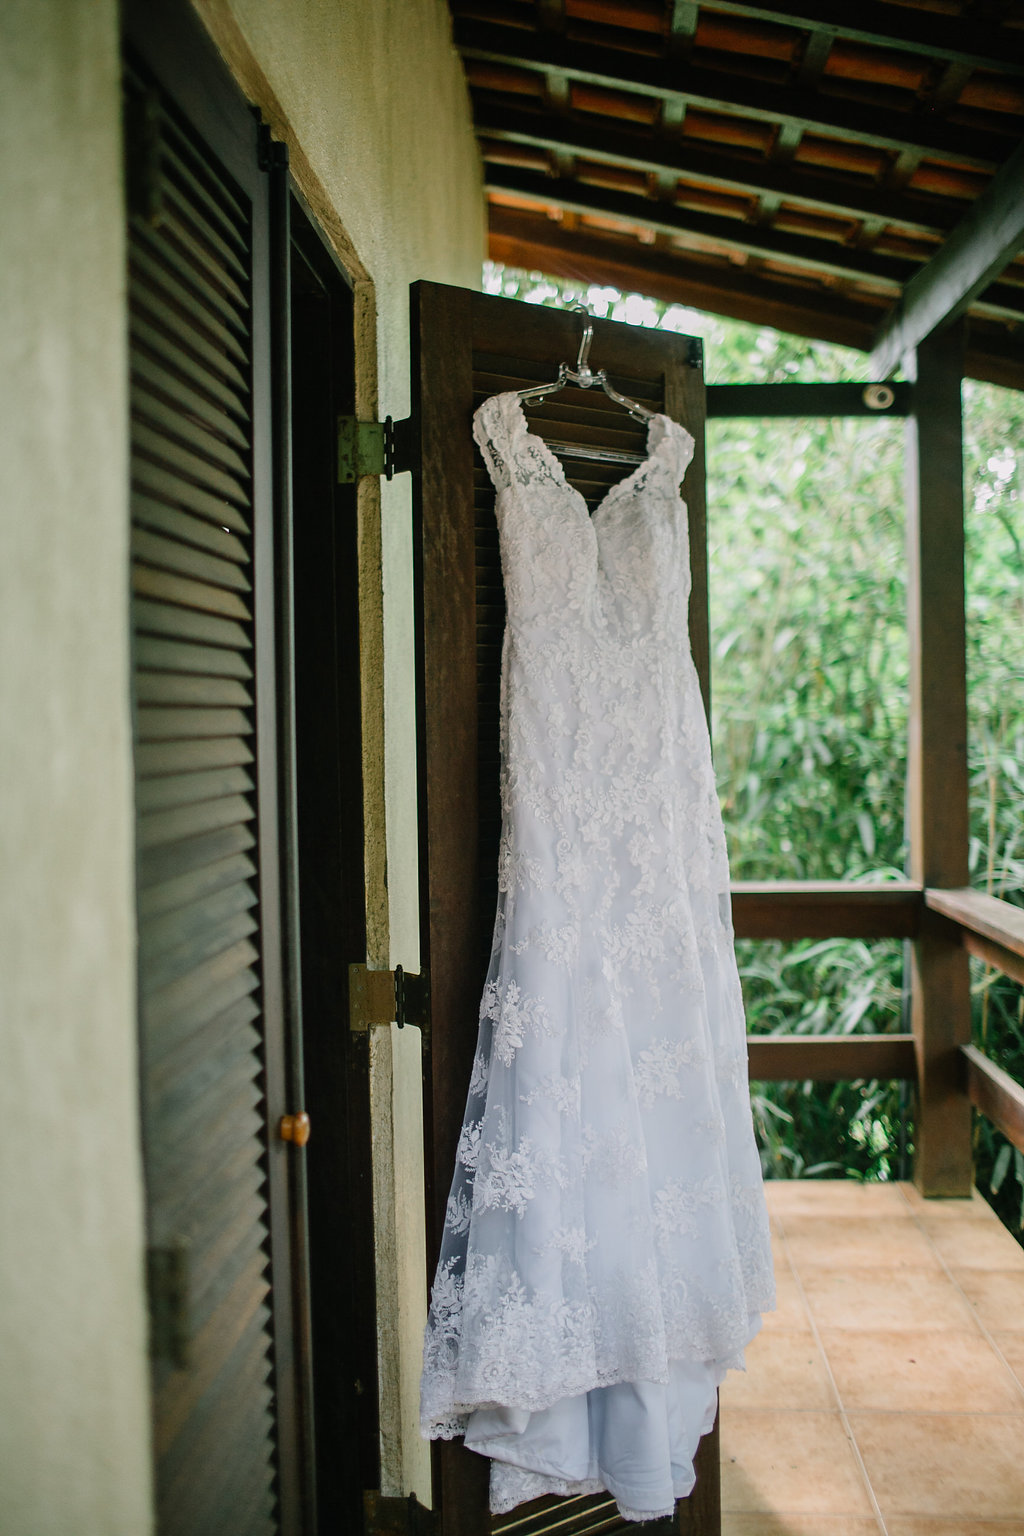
472, 393, 695, 645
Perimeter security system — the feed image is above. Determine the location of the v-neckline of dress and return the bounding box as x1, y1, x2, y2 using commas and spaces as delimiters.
507, 394, 678, 523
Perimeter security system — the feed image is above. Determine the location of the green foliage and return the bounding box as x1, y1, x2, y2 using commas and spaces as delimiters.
483, 263, 1024, 1231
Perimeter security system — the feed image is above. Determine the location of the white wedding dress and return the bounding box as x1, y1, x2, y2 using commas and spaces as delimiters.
420, 391, 775, 1522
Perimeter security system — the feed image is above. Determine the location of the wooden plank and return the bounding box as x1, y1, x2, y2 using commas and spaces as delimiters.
134, 634, 253, 679
137, 820, 256, 892
130, 348, 249, 449
133, 455, 252, 532
747, 1033, 917, 1082
130, 276, 250, 395
485, 167, 911, 291
131, 311, 251, 421
135, 705, 252, 740
731, 880, 922, 939
132, 566, 251, 623
455, 18, 1016, 167
129, 236, 249, 357
925, 886, 1024, 959
707, 383, 912, 419
872, 142, 1024, 378
133, 597, 251, 650
474, 101, 960, 236
135, 736, 254, 779
136, 764, 254, 814
905, 321, 972, 1196
706, 0, 1024, 74
963, 1044, 1024, 1158
134, 672, 252, 707
131, 379, 252, 481
132, 422, 251, 511
486, 211, 1024, 394
679, 1412, 720, 1536
139, 878, 258, 965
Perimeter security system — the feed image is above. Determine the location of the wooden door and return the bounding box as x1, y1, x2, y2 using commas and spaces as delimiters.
410, 283, 715, 1536
125, 5, 312, 1531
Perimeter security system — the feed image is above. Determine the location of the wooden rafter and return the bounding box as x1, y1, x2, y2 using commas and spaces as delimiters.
871, 140, 1024, 377
455, 18, 1018, 167
486, 165, 913, 288
474, 101, 962, 236
705, 0, 1024, 76
487, 206, 1024, 390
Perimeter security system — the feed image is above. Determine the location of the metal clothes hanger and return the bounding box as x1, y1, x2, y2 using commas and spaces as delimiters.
516, 304, 657, 467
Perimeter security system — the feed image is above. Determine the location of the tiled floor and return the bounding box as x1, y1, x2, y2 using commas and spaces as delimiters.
720, 1180, 1024, 1536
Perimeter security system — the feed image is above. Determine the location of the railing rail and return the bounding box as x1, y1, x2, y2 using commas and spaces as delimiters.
735, 885, 1024, 1135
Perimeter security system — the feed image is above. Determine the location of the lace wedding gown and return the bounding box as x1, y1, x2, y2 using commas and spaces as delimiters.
420, 391, 775, 1522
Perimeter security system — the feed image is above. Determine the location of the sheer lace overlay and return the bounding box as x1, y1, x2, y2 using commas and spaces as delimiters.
421, 393, 774, 1521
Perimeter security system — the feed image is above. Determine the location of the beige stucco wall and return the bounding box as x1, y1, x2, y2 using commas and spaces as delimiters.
0, 3, 154, 1535
192, 0, 485, 1505
0, 0, 481, 1524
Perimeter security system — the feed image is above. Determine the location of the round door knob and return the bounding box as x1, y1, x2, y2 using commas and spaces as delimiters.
279, 1111, 311, 1147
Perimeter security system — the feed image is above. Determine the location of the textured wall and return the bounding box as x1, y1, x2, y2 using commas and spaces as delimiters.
0, 3, 154, 1533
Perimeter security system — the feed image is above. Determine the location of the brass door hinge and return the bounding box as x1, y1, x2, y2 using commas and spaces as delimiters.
363, 1491, 437, 1536
337, 415, 416, 482
349, 963, 430, 1037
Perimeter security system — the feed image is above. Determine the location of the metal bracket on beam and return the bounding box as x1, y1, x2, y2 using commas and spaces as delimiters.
337, 415, 416, 483
349, 963, 430, 1037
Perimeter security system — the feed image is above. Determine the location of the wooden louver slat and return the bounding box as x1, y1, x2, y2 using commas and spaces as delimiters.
127, 52, 281, 1536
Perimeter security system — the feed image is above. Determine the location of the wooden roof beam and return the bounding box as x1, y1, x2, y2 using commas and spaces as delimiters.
488, 203, 880, 347
486, 206, 1024, 392
473, 102, 962, 236
871, 141, 1024, 377
704, 1, 1024, 76
454, 18, 1017, 167
486, 165, 913, 289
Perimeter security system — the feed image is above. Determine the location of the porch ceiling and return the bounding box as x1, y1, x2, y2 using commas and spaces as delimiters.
448, 0, 1024, 388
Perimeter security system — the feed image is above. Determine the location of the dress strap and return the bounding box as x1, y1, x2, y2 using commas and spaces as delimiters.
473, 394, 519, 491
648, 414, 696, 481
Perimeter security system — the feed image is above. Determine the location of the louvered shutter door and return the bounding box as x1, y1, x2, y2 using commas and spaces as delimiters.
126, 44, 296, 1536
410, 283, 715, 1536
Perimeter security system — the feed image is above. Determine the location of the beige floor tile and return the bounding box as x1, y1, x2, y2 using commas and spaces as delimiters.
761, 1262, 812, 1333
764, 1180, 911, 1220
721, 1409, 874, 1515
886, 1522, 1024, 1536
952, 1269, 1024, 1332
723, 1517, 882, 1535
800, 1266, 981, 1332
992, 1332, 1024, 1385
820, 1328, 1024, 1413
721, 1329, 837, 1411
898, 1184, 994, 1221
849, 1412, 1024, 1519
783, 1215, 940, 1272
920, 1218, 1024, 1272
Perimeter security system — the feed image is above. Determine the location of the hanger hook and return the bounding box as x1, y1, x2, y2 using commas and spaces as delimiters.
569, 302, 594, 382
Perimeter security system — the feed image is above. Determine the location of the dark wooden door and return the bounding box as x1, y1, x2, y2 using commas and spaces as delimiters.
125, 6, 312, 1532
409, 283, 716, 1536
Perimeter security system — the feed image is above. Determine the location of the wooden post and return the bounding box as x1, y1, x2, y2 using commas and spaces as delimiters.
904, 319, 973, 1196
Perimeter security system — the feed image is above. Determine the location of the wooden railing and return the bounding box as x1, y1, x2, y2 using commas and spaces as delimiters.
736, 879, 1024, 1159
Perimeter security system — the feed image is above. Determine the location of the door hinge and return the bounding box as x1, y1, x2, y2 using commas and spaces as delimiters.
363, 1491, 437, 1536
146, 1239, 190, 1369
337, 415, 416, 483
349, 963, 430, 1037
